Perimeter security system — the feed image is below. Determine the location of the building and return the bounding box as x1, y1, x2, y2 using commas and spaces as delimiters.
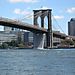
68, 18, 75, 36
4, 26, 20, 33
4, 26, 24, 44
24, 31, 29, 43
0, 31, 17, 44
4, 26, 13, 33
24, 31, 33, 43
29, 32, 33, 43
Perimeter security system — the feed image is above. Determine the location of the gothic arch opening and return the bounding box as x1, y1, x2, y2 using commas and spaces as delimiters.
37, 17, 41, 27
44, 16, 48, 29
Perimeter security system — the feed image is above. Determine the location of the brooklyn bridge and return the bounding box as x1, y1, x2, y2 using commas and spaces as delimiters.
0, 9, 66, 48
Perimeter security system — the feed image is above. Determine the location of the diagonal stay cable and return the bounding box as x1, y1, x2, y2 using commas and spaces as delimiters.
52, 14, 65, 33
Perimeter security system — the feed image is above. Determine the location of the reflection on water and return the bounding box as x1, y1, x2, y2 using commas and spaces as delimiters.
0, 49, 75, 75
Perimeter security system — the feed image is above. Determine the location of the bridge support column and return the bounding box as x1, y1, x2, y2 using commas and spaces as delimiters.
33, 33, 45, 49
46, 9, 53, 48
33, 9, 53, 49
46, 30, 53, 48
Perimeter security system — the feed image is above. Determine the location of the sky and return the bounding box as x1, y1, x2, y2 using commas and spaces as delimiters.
0, 0, 75, 35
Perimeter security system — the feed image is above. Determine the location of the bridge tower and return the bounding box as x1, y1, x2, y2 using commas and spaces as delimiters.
33, 9, 53, 48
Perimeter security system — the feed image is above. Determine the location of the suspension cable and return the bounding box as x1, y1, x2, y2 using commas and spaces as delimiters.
52, 14, 75, 46
52, 14, 65, 33
20, 11, 48, 21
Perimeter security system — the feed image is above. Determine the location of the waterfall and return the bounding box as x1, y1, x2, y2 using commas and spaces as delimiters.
37, 34, 45, 49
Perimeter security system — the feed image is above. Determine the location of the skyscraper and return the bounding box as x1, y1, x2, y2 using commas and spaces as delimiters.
68, 18, 75, 36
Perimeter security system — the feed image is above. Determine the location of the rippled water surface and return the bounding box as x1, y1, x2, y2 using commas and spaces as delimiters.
0, 49, 75, 75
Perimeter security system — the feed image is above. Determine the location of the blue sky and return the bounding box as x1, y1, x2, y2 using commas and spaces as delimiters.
0, 0, 75, 35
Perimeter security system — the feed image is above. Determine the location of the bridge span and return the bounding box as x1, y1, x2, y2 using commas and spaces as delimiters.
0, 17, 66, 39
0, 17, 47, 33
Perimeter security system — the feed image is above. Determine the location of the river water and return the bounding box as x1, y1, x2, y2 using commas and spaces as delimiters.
0, 49, 75, 75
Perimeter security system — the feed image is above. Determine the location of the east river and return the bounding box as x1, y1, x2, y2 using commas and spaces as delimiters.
0, 49, 75, 75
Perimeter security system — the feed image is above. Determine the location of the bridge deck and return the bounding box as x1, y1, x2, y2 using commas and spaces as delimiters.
0, 17, 66, 39
0, 17, 47, 33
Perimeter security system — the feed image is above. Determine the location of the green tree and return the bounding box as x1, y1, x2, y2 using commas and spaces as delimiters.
10, 40, 18, 47
61, 39, 74, 45
1, 43, 8, 49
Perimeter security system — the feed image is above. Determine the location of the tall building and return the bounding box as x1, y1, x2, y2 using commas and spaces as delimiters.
24, 31, 33, 43
68, 18, 75, 36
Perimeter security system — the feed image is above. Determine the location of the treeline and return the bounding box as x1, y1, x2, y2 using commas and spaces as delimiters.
0, 40, 24, 49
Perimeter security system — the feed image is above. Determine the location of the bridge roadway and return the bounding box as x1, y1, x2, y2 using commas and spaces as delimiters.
0, 17, 66, 39
0, 17, 47, 33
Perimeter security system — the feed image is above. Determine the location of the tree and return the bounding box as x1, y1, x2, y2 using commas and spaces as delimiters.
61, 39, 74, 46
1, 43, 8, 49
10, 40, 18, 47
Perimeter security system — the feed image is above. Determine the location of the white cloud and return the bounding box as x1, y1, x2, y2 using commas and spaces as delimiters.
67, 7, 75, 13
13, 8, 33, 19
53, 15, 64, 20
14, 9, 21, 14
14, 8, 31, 15
9, 0, 38, 3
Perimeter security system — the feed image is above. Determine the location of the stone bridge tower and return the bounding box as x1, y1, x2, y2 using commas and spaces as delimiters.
33, 9, 53, 48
